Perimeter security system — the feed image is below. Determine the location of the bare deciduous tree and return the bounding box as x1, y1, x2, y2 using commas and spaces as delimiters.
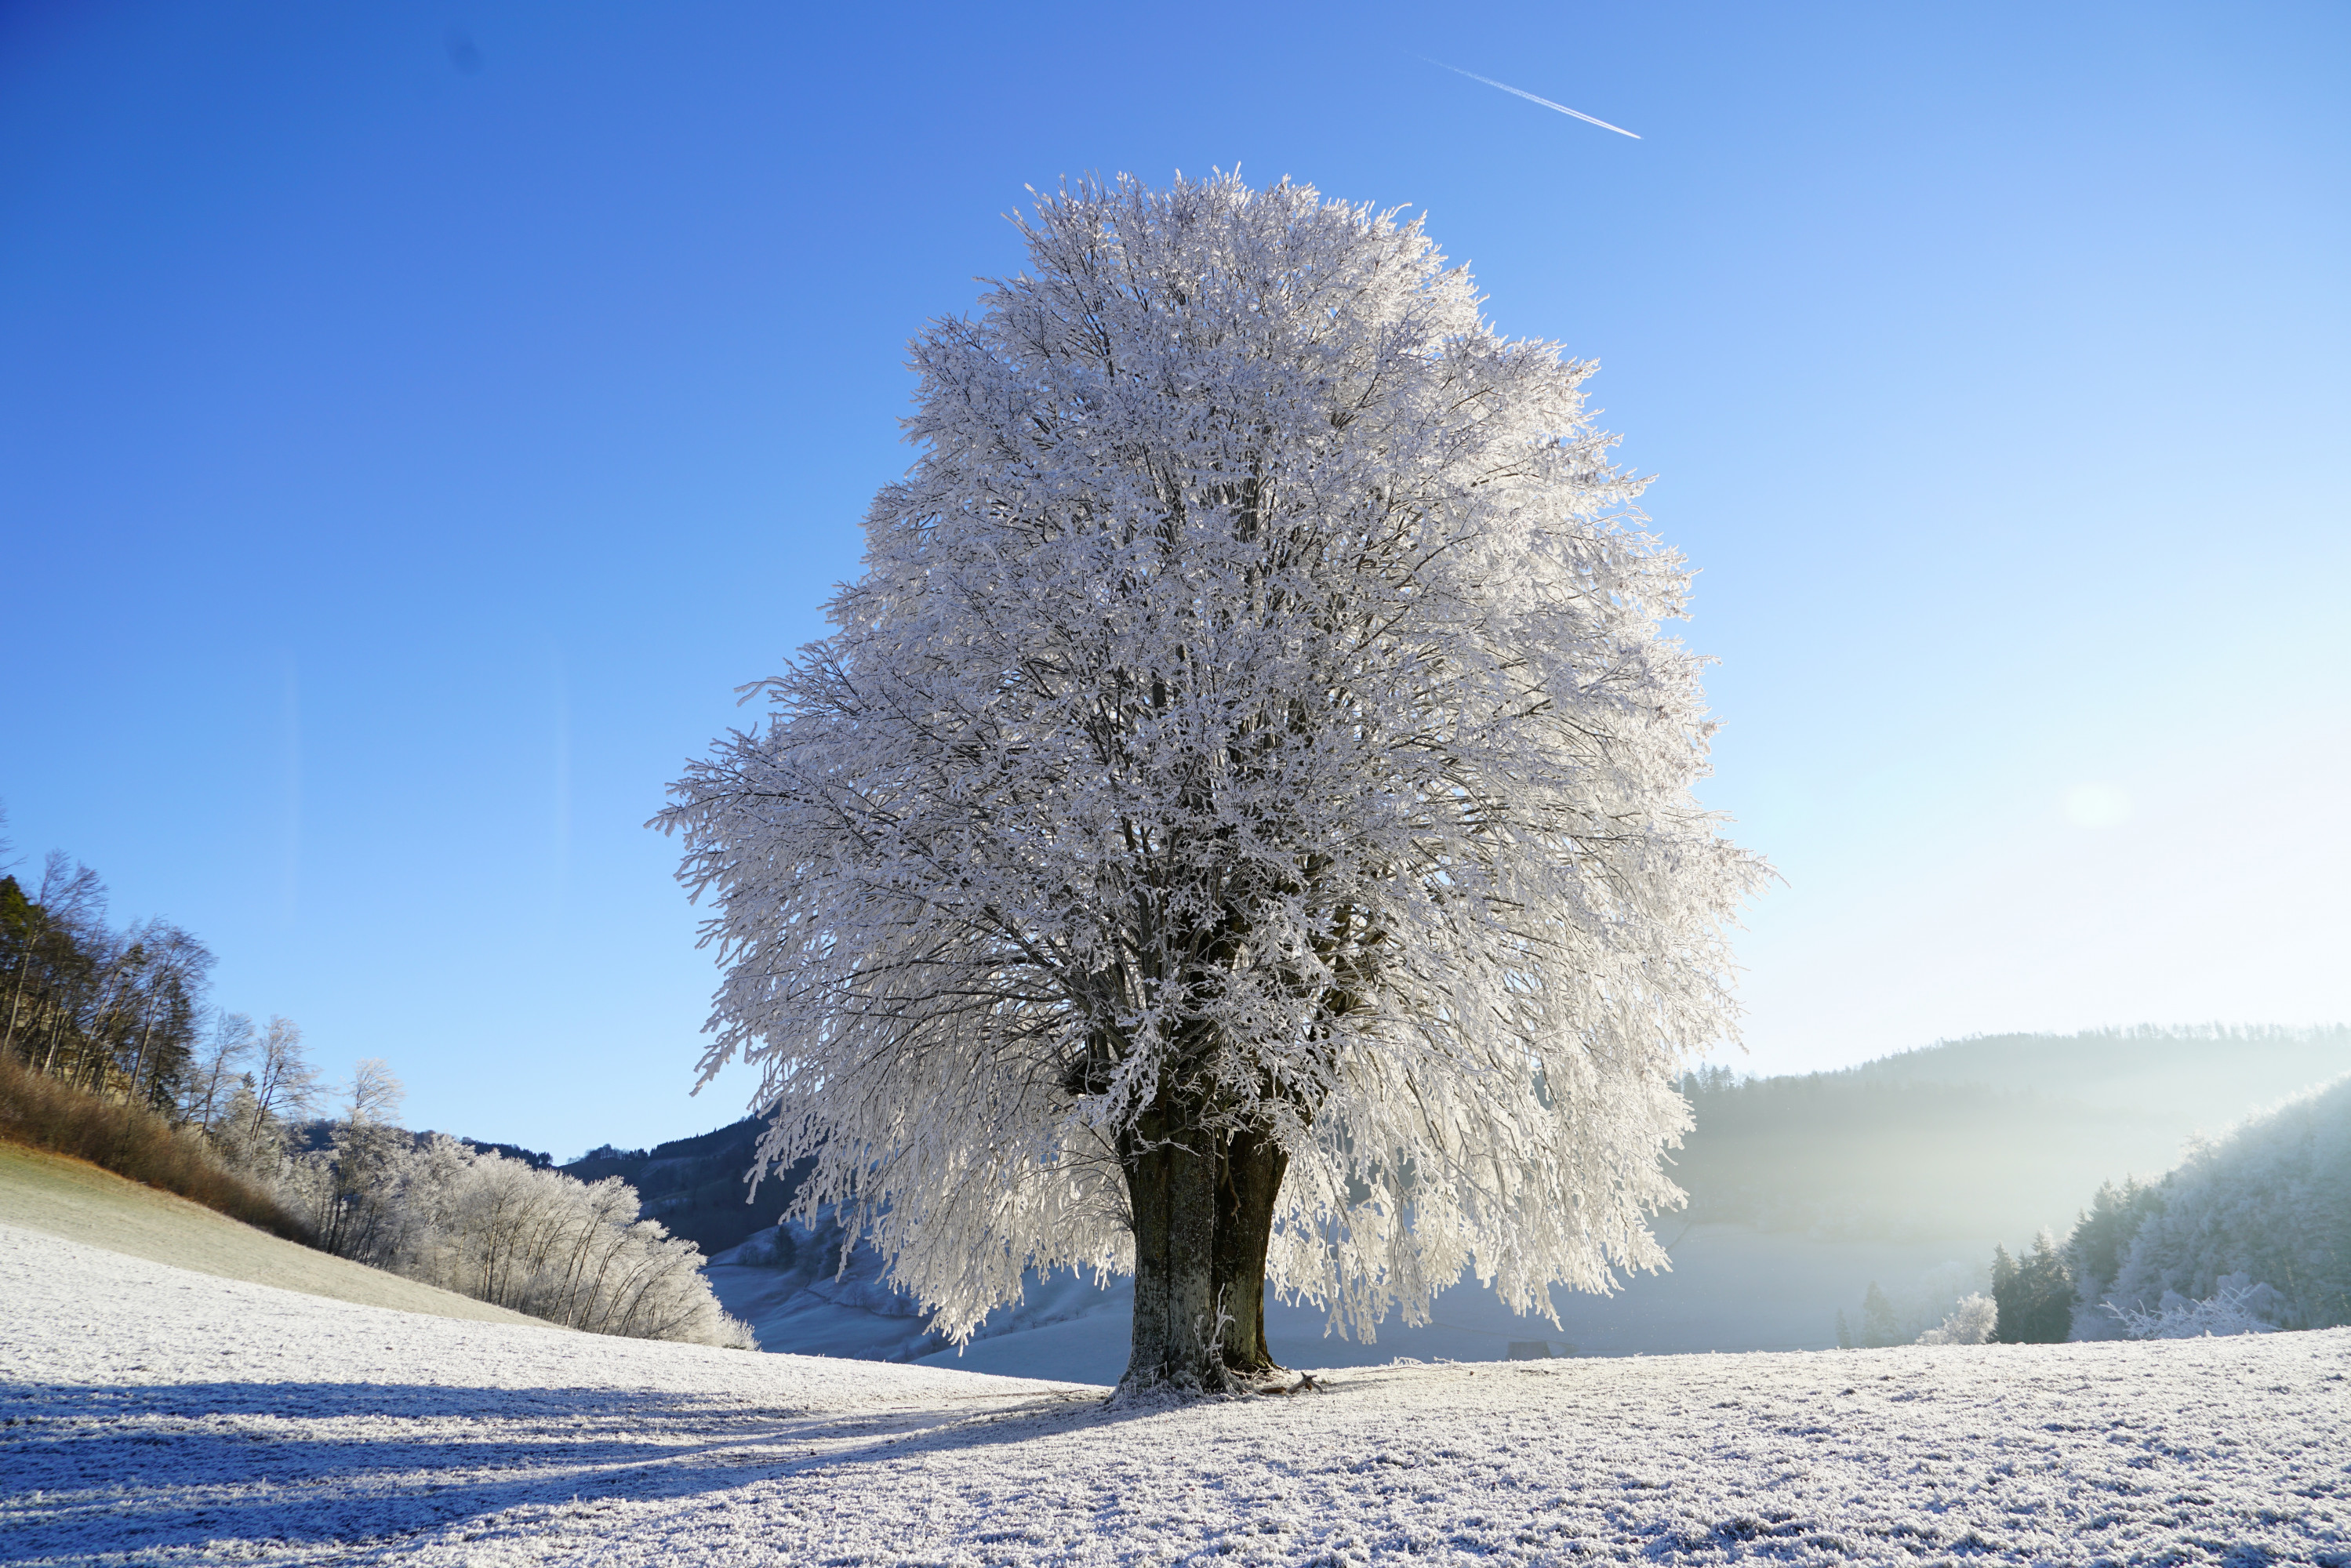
182, 1009, 256, 1130
246, 1014, 322, 1138
342, 1058, 405, 1126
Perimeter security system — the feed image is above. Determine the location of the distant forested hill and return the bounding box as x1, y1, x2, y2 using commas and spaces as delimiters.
561, 1119, 810, 1258
2088, 1071, 2351, 1330
1673, 1025, 2349, 1241
529, 1026, 2348, 1267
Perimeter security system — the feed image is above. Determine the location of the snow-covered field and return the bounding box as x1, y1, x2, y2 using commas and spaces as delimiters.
0, 1145, 545, 1329
6, 1223, 2346, 1566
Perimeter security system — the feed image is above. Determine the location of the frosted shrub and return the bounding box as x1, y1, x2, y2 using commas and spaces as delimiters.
1916, 1293, 1997, 1345
188, 1035, 750, 1345
2106, 1282, 2281, 1341
403, 1139, 756, 1348
222, 1111, 752, 1348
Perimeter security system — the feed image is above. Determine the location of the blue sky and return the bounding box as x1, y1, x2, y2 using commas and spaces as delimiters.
4, 2, 2346, 1157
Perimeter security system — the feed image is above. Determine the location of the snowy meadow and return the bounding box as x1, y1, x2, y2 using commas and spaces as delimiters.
6, 1222, 2346, 1566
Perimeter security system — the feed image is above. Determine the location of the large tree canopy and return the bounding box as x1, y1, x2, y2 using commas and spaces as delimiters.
660, 172, 1765, 1392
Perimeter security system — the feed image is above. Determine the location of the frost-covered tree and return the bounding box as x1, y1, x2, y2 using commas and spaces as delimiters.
1915, 1293, 1996, 1345
660, 172, 1764, 1393
181, 1010, 256, 1131
2099, 1073, 2351, 1330
236, 1015, 321, 1144
300, 1058, 411, 1261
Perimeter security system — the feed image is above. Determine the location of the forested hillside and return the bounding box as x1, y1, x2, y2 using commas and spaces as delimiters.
562, 1120, 809, 1258
2065, 1071, 2351, 1334
1, 857, 216, 1116
1672, 1026, 2349, 1241
0, 829, 751, 1348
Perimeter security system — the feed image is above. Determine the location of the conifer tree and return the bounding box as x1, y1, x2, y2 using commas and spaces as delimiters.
1991, 1232, 2074, 1342
1862, 1281, 1899, 1348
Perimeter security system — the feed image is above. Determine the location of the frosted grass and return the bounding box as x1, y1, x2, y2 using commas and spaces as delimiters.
6, 1222, 2346, 1565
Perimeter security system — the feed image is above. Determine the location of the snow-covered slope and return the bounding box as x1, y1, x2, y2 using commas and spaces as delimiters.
0, 1142, 546, 1327
7, 1221, 2344, 1566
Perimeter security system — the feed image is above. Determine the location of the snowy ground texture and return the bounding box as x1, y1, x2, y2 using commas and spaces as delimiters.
6, 1223, 2347, 1567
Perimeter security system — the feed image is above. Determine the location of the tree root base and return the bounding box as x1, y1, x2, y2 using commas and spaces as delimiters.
1109, 1359, 1319, 1405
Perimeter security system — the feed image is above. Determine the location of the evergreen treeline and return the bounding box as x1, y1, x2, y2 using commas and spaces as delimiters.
1989, 1236, 2074, 1343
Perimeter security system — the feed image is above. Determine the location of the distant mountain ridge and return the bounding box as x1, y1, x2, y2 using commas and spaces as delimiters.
558, 1118, 808, 1259
276, 1116, 805, 1262
1839, 1025, 2346, 1110
287, 1123, 556, 1172
1674, 1025, 2350, 1242
496, 1025, 2349, 1367
527, 1025, 2351, 1258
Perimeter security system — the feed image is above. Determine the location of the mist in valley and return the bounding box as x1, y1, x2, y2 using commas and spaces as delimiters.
575, 1024, 2349, 1377
1573, 1024, 2350, 1357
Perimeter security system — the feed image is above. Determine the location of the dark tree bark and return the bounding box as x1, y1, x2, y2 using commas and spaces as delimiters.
1120, 1095, 1222, 1392
1211, 1124, 1288, 1375
1118, 1094, 1292, 1396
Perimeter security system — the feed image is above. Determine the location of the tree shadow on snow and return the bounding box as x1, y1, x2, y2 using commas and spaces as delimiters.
0, 1375, 1144, 1559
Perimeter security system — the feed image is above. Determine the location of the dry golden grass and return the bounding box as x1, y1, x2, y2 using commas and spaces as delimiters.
0, 1053, 310, 1243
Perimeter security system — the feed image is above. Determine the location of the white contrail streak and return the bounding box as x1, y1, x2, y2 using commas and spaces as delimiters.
1430, 60, 1641, 139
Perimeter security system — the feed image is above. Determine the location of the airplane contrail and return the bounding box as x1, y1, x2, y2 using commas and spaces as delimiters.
1429, 60, 1641, 140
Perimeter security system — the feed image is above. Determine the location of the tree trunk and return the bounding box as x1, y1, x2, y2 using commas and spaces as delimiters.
1120, 1098, 1224, 1394
127, 1014, 155, 1107
1, 944, 35, 1059
1119, 1101, 1292, 1396
1212, 1124, 1288, 1375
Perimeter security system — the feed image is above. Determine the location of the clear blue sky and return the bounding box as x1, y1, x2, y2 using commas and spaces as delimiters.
5, 2, 2346, 1157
